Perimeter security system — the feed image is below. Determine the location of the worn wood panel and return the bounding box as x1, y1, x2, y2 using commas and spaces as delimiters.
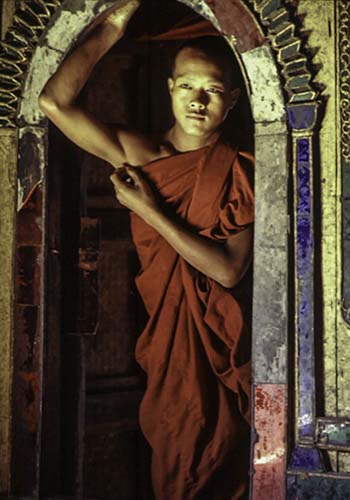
85, 239, 142, 378
84, 391, 153, 500
39, 122, 66, 495
73, 218, 100, 336
12, 187, 44, 497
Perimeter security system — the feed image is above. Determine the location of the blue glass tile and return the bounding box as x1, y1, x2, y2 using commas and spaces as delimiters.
289, 447, 324, 471
287, 105, 316, 129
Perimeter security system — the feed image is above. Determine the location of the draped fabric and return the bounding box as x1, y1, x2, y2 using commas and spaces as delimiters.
130, 138, 254, 499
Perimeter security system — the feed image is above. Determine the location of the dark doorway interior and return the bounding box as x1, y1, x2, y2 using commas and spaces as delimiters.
43, 1, 253, 499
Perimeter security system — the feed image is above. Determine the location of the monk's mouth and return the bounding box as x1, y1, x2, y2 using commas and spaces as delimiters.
186, 114, 206, 121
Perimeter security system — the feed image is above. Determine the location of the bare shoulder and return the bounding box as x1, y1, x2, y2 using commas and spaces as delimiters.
110, 125, 173, 167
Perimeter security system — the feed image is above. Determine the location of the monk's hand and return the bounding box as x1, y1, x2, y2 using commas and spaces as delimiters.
110, 165, 158, 217
104, 0, 141, 32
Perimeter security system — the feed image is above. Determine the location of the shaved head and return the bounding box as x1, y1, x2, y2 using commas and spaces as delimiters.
171, 36, 241, 89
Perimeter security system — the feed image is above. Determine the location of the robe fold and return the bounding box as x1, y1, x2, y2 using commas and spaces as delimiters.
130, 138, 254, 500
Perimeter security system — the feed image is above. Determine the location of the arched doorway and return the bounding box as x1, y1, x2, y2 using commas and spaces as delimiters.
0, 0, 321, 498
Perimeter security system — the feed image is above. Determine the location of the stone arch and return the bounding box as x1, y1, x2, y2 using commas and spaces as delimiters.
0, 0, 319, 498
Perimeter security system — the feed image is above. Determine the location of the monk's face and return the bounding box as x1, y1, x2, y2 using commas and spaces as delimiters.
168, 48, 239, 143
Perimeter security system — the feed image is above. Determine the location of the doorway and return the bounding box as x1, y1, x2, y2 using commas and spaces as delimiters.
44, 1, 254, 498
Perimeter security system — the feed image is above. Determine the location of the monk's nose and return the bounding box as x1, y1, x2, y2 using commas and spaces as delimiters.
189, 90, 208, 110
190, 101, 205, 111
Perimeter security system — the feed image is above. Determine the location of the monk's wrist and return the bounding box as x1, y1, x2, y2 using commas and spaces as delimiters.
142, 204, 163, 226
144, 208, 182, 244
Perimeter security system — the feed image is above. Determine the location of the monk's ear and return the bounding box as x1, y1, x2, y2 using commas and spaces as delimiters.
168, 77, 175, 95
229, 88, 240, 109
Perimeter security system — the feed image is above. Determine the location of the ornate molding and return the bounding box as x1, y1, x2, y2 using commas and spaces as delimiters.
339, 0, 350, 326
0, 0, 63, 127
339, 0, 350, 163
247, 0, 318, 104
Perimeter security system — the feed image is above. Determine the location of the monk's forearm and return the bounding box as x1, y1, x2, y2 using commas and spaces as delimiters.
143, 209, 240, 288
40, 21, 123, 108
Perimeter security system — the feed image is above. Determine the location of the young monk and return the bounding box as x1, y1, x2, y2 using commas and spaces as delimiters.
39, 1, 254, 498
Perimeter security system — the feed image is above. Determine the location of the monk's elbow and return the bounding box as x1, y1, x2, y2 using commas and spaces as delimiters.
39, 89, 72, 119
218, 264, 249, 288
38, 90, 59, 117
217, 271, 238, 289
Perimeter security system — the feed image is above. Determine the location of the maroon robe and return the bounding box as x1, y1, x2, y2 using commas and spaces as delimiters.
130, 137, 254, 499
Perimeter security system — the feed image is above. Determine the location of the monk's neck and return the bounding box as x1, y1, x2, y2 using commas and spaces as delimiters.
165, 126, 220, 152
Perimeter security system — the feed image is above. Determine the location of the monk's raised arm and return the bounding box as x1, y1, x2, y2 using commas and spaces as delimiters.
38, 0, 158, 168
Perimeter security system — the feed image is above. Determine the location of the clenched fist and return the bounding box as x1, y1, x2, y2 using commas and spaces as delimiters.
104, 0, 141, 32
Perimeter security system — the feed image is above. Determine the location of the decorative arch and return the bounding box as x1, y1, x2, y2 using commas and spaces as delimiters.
0, 0, 325, 498
0, 0, 317, 128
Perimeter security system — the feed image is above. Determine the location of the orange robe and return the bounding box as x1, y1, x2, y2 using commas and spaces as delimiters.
130, 138, 254, 500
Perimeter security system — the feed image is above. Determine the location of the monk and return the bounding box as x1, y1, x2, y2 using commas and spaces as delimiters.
39, 1, 254, 498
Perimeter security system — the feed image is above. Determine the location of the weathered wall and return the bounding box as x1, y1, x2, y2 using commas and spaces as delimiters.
0, 129, 17, 492
297, 0, 350, 473
0, 3, 17, 492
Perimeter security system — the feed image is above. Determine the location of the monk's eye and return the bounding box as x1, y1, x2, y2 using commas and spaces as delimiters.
179, 83, 192, 89
207, 87, 223, 94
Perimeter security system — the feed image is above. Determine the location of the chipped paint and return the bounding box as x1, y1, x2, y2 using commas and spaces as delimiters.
252, 384, 287, 500
17, 126, 46, 210
255, 447, 285, 465
253, 129, 288, 384
241, 44, 286, 123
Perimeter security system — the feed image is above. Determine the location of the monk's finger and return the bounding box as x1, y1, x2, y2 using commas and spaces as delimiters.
110, 173, 122, 189
110, 179, 127, 206
116, 166, 140, 188
114, 163, 128, 172
124, 166, 144, 188
110, 170, 130, 189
